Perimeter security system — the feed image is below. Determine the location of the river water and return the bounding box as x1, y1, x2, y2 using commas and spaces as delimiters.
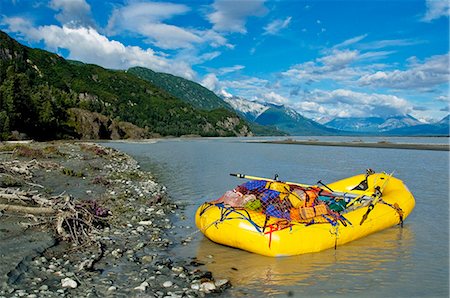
102, 137, 449, 297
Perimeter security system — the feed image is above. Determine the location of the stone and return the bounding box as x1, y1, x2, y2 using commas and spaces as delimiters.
141, 255, 154, 263
107, 286, 117, 292
163, 281, 173, 288
214, 279, 230, 288
134, 281, 148, 292
190, 283, 200, 290
138, 220, 152, 225
39, 285, 48, 291
61, 278, 78, 289
200, 282, 216, 293
171, 266, 184, 273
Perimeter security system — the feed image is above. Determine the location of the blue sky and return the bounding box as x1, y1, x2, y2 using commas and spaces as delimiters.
1, 0, 449, 122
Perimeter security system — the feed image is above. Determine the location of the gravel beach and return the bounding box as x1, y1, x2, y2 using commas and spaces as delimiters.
0, 141, 230, 297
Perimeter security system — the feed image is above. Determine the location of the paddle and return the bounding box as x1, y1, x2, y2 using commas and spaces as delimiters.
230, 173, 311, 188
359, 171, 394, 225
230, 173, 373, 201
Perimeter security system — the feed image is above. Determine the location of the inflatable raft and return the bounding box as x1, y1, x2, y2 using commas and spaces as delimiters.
195, 171, 415, 257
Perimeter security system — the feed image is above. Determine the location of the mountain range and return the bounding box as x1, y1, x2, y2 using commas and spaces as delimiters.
324, 115, 423, 133
224, 95, 340, 135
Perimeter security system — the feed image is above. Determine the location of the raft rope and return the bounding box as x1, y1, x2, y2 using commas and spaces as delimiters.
380, 199, 405, 227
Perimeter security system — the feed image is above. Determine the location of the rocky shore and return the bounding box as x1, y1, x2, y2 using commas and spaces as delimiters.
0, 142, 230, 297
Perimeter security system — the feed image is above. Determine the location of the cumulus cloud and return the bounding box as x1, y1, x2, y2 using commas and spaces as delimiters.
422, 0, 450, 22
106, 2, 204, 50
303, 89, 413, 117
263, 16, 292, 35
201, 73, 220, 91
106, 1, 233, 50
1, 17, 196, 79
207, 0, 268, 33
263, 91, 289, 105
282, 49, 365, 83
49, 0, 95, 27
358, 53, 450, 89
436, 95, 449, 102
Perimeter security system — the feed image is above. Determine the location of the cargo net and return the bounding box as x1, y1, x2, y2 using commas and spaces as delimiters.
207, 180, 351, 231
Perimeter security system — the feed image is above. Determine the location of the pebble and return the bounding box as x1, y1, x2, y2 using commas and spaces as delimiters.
200, 282, 216, 293
190, 283, 200, 290
171, 266, 184, 273
163, 281, 173, 288
61, 277, 78, 289
134, 281, 148, 292
141, 255, 154, 263
138, 220, 152, 225
107, 286, 117, 292
39, 285, 48, 291
214, 279, 230, 288
111, 249, 122, 258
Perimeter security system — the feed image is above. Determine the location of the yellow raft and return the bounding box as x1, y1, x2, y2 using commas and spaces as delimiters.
195, 172, 415, 257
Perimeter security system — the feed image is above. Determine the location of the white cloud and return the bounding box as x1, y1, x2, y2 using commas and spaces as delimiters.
359, 39, 422, 50
207, 0, 268, 33
176, 50, 221, 66
263, 91, 289, 105
298, 89, 413, 118
217, 65, 245, 75
107, 2, 203, 50
263, 16, 292, 35
436, 95, 449, 102
49, 0, 94, 27
282, 49, 365, 83
422, 0, 450, 22
201, 73, 220, 91
318, 49, 359, 69
106, 1, 233, 50
333, 34, 368, 49
1, 17, 196, 79
358, 53, 450, 89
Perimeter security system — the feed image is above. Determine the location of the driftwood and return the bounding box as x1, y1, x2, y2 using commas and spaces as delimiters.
0, 190, 110, 245
0, 203, 55, 215
0, 159, 110, 245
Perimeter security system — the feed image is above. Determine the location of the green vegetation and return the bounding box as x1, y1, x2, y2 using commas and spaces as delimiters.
0, 30, 250, 140
128, 66, 232, 111
61, 167, 85, 177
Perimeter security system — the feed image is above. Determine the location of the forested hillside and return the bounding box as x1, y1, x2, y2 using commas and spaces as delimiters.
0, 31, 250, 140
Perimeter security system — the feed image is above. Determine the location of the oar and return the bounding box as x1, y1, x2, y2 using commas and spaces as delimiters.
231, 173, 372, 200
230, 173, 311, 188
360, 171, 394, 225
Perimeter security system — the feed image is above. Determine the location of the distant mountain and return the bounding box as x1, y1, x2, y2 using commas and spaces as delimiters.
127, 66, 232, 111
224, 95, 341, 135
325, 115, 423, 133
0, 30, 250, 140
223, 95, 269, 121
385, 115, 449, 136
254, 104, 341, 135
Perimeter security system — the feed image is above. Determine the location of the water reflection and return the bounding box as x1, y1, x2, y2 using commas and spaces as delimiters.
195, 226, 414, 296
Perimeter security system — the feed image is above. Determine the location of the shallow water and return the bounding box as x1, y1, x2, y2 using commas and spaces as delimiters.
103, 137, 449, 297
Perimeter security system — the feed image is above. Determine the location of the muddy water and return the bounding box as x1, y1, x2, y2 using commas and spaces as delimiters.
103, 137, 449, 297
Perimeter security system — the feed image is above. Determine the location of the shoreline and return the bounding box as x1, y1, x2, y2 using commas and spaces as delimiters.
249, 139, 449, 151
0, 141, 230, 296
